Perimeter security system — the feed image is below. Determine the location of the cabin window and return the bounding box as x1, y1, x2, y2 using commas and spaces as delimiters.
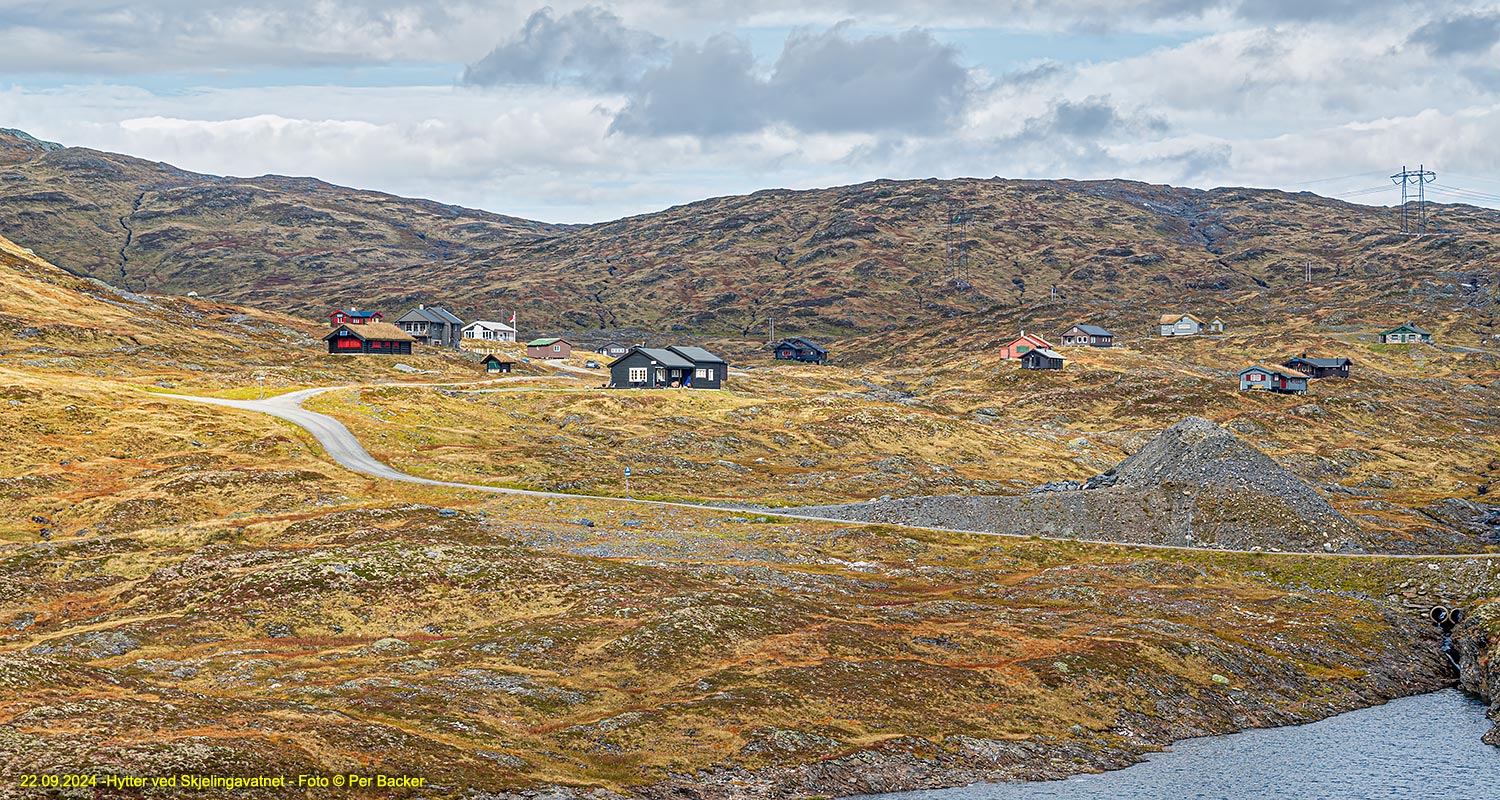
553, 344, 561, 352
695, 368, 710, 380
629, 367, 647, 383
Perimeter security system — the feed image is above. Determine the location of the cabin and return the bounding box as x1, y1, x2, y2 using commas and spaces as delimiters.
1379, 324, 1432, 344
596, 341, 630, 359
668, 346, 729, 389
1020, 348, 1066, 370
608, 345, 728, 389
328, 308, 382, 326
1059, 324, 1114, 348
609, 346, 695, 388
526, 338, 573, 359
462, 320, 517, 343
1209, 318, 1226, 333
772, 337, 828, 364
396, 305, 464, 348
1282, 356, 1352, 379
480, 354, 514, 374
1238, 366, 1308, 394
1160, 313, 1203, 336
1000, 332, 1052, 360
323, 322, 415, 355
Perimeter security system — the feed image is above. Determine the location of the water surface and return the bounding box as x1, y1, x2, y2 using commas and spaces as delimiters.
861, 690, 1497, 800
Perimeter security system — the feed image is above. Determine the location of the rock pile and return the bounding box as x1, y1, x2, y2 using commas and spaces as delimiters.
799, 416, 1369, 553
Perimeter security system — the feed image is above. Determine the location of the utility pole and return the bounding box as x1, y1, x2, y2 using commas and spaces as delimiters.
768, 317, 774, 345
1391, 164, 1437, 236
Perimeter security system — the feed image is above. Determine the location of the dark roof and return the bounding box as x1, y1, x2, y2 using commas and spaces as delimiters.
625, 347, 695, 369
1380, 323, 1429, 335
1025, 348, 1065, 360
398, 306, 463, 325
330, 309, 381, 319
480, 354, 514, 365
1285, 357, 1352, 368
1070, 324, 1113, 337
775, 337, 827, 354
322, 322, 415, 342
669, 345, 728, 364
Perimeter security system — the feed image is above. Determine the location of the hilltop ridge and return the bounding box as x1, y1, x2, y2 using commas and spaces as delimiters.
1, 129, 1496, 344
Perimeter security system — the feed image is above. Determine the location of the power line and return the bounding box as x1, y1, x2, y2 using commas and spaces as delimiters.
1429, 184, 1500, 204
1288, 169, 1395, 187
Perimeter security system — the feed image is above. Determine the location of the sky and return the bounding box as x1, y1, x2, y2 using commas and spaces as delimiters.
3, 1, 1500, 223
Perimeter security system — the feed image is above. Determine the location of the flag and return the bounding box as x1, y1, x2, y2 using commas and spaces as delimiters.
509, 312, 516, 324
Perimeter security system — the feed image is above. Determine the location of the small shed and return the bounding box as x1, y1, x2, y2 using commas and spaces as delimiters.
1160, 313, 1203, 337
1378, 324, 1431, 344
1208, 317, 1226, 333
1239, 366, 1308, 394
1000, 332, 1052, 360
1020, 348, 1066, 370
322, 322, 415, 355
526, 338, 573, 359
1282, 356, 1351, 379
480, 354, 514, 374
1059, 324, 1114, 347
772, 337, 828, 364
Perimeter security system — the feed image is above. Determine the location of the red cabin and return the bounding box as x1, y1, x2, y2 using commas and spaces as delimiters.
328, 308, 383, 326
322, 322, 415, 355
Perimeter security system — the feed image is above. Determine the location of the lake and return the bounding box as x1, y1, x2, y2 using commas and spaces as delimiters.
859, 690, 1498, 800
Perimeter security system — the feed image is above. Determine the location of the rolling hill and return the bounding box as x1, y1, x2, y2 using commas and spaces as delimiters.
2, 129, 1496, 347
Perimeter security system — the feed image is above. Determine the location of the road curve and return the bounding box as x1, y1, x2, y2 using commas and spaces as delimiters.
163, 384, 1492, 561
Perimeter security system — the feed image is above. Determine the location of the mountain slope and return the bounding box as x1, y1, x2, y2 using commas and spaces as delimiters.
1, 130, 1497, 344
0, 130, 564, 309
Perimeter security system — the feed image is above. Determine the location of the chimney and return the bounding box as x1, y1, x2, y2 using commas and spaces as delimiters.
419, 303, 425, 310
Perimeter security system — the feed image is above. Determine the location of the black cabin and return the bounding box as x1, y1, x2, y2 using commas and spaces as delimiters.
322, 322, 415, 355
608, 345, 728, 389
1282, 356, 1352, 379
481, 354, 514, 374
1019, 348, 1065, 370
773, 337, 828, 364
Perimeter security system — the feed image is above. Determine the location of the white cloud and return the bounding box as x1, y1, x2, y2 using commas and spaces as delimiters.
0, 1, 1498, 222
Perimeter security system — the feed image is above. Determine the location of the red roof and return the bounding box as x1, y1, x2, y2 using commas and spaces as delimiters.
1004, 332, 1053, 349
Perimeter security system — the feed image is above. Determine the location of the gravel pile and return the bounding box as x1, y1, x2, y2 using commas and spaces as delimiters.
799, 416, 1369, 553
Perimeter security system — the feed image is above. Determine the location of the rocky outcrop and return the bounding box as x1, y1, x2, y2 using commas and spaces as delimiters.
800, 417, 1369, 553
1453, 604, 1500, 747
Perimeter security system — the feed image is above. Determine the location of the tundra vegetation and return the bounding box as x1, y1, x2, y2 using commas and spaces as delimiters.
1, 174, 1498, 798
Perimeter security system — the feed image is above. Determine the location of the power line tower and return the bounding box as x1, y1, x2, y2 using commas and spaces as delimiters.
943, 199, 969, 281
1390, 164, 1436, 236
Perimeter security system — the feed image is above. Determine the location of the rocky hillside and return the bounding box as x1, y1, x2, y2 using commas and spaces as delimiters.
0, 129, 562, 311
1, 130, 1496, 342
797, 416, 1472, 554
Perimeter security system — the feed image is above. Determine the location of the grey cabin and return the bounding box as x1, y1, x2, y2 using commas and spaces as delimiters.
1238, 365, 1308, 394
1159, 313, 1203, 337
1059, 324, 1114, 347
396, 305, 464, 348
